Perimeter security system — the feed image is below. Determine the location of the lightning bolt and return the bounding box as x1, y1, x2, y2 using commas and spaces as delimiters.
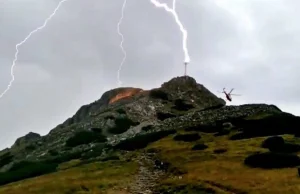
117, 0, 127, 87
0, 0, 70, 99
150, 0, 190, 64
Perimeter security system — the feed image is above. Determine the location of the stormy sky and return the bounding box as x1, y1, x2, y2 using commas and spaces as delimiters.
0, 0, 299, 149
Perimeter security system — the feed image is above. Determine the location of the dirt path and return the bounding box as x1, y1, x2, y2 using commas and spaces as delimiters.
129, 153, 166, 194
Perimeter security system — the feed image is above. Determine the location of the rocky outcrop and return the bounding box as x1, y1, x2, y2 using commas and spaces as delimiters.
58, 87, 143, 129
12, 132, 41, 149
160, 76, 226, 110
109, 88, 143, 104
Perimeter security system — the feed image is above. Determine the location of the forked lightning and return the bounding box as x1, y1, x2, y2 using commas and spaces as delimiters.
150, 0, 190, 72
0, 0, 71, 99
117, 0, 128, 87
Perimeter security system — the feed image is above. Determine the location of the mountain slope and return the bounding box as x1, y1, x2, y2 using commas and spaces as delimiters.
0, 76, 300, 193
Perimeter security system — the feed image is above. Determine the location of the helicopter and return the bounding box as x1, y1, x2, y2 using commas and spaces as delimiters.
218, 88, 241, 101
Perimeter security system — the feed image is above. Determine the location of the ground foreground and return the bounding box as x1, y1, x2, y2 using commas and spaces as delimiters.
1, 131, 300, 193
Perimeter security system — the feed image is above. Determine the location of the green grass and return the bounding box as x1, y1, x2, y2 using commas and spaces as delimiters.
147, 132, 300, 194
0, 159, 138, 194
2, 128, 300, 194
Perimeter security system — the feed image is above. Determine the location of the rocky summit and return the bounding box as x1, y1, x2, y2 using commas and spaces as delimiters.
0, 76, 300, 194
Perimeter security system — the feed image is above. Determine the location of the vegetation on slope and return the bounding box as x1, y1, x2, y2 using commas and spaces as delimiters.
2, 114, 300, 193
0, 76, 300, 193
0, 159, 138, 194
145, 127, 300, 194
108, 117, 140, 134
0, 161, 58, 186
66, 131, 107, 147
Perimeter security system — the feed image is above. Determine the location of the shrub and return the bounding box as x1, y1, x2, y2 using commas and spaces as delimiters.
114, 130, 176, 151
233, 113, 300, 137
81, 144, 105, 160
244, 152, 300, 169
213, 148, 227, 154
48, 149, 59, 156
278, 143, 300, 153
185, 124, 222, 133
229, 132, 249, 140
173, 133, 201, 142
49, 151, 83, 164
101, 155, 120, 162
25, 144, 36, 151
191, 144, 208, 151
156, 112, 176, 121
89, 127, 102, 133
149, 89, 169, 100
146, 148, 161, 153
261, 136, 300, 153
261, 136, 285, 151
108, 117, 139, 134
116, 108, 126, 114
0, 152, 13, 168
0, 161, 57, 186
104, 115, 115, 120
154, 183, 216, 194
214, 129, 230, 137
66, 131, 106, 147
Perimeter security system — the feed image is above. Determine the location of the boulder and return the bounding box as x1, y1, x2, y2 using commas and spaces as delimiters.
160, 76, 226, 110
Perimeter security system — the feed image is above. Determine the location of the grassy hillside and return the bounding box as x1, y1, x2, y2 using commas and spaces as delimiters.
0, 159, 137, 194
1, 130, 300, 193
148, 133, 300, 194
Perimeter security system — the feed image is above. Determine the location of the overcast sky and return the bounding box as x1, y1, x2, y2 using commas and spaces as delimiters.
0, 0, 299, 149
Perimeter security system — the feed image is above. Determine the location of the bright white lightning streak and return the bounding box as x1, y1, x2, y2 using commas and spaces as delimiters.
0, 0, 70, 99
150, 0, 190, 64
117, 0, 127, 87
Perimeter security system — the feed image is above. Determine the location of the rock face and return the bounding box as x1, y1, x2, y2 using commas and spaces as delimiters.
160, 76, 226, 110
0, 76, 295, 173
12, 132, 41, 149
58, 87, 144, 128
109, 88, 143, 104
